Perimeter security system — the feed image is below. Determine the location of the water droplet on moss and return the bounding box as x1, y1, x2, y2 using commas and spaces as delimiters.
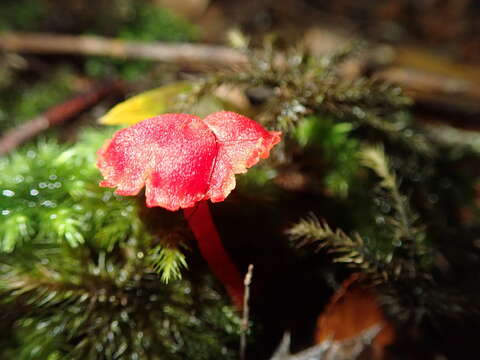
352, 106, 366, 119
2, 190, 15, 197
375, 216, 385, 224
26, 150, 36, 158
380, 202, 391, 213
41, 200, 56, 208
403, 129, 413, 137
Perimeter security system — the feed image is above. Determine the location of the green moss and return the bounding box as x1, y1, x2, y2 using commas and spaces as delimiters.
0, 128, 121, 251
0, 67, 75, 132
294, 116, 360, 197
0, 128, 240, 359
118, 3, 198, 43
0, 0, 43, 31
0, 244, 240, 360
85, 2, 198, 80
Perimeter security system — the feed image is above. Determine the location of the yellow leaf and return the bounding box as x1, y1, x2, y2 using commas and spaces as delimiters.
99, 82, 193, 126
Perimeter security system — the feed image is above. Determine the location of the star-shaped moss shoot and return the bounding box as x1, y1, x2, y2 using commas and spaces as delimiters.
97, 111, 281, 309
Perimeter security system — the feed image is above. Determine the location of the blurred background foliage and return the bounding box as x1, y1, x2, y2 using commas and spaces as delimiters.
1, 0, 480, 359
0, 0, 198, 134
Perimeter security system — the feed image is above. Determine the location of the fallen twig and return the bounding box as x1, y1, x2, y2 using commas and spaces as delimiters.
270, 332, 333, 360
0, 32, 248, 68
270, 325, 381, 360
0, 80, 124, 155
375, 66, 480, 129
240, 264, 254, 360
2, 32, 480, 131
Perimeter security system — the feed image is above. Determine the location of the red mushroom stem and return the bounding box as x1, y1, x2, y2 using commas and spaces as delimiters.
184, 200, 244, 310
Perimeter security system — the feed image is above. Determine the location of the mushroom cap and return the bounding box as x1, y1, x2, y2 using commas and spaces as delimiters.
97, 111, 281, 211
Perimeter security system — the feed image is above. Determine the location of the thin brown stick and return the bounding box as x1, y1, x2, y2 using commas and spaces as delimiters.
375, 66, 480, 130
0, 80, 124, 156
0, 32, 249, 68
3, 32, 480, 130
240, 264, 254, 360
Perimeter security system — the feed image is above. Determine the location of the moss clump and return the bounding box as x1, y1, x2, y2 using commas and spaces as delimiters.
0, 129, 240, 359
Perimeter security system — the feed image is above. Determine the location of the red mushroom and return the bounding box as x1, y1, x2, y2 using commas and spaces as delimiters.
96, 111, 281, 309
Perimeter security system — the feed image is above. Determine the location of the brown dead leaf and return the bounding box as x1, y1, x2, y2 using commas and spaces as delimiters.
315, 274, 395, 359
